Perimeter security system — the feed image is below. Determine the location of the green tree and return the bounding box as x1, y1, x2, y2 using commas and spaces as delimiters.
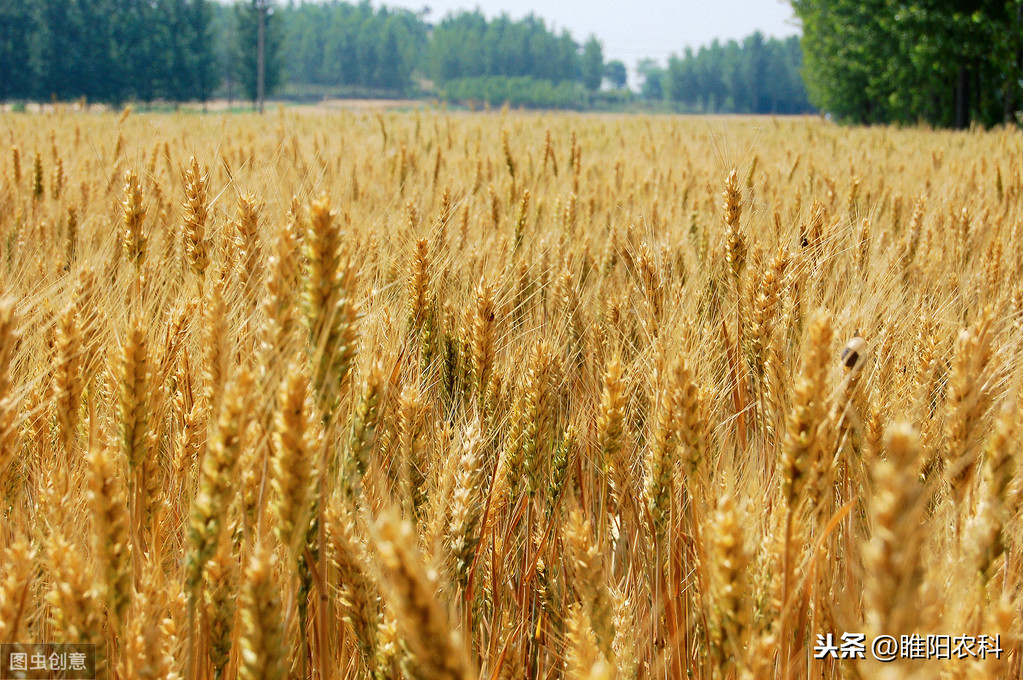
636, 58, 664, 101
30, 0, 87, 101
0, 0, 34, 99
233, 0, 282, 103
604, 60, 627, 89
792, 0, 890, 123
321, 4, 361, 86
742, 32, 767, 112
428, 10, 580, 85
282, 1, 327, 85
425, 7, 583, 107
111, 0, 158, 101
792, 0, 1021, 127
663, 35, 812, 114
10, 0, 219, 104
376, 14, 403, 90
580, 35, 603, 91
187, 0, 219, 102
152, 0, 196, 102
274, 1, 425, 93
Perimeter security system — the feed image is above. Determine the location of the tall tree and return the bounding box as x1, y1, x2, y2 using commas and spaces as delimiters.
793, 0, 1021, 127
30, 0, 87, 101
743, 32, 767, 112
109, 0, 158, 101
792, 0, 892, 123
604, 60, 627, 89
580, 36, 604, 92
0, 0, 34, 100
636, 58, 664, 101
187, 0, 218, 103
233, 0, 282, 104
663, 36, 812, 114
428, 9, 579, 86
152, 0, 184, 101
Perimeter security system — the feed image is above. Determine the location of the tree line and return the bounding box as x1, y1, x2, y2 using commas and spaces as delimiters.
0, 0, 815, 114
638, 34, 813, 114
0, 0, 217, 103
277, 3, 617, 106
279, 1, 426, 94
793, 0, 1023, 128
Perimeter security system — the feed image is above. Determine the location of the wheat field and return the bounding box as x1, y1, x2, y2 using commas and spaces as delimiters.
0, 109, 1021, 680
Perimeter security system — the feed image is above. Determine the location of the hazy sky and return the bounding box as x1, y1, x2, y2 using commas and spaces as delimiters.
380, 0, 801, 68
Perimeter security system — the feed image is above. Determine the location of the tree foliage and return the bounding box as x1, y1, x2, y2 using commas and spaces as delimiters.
1, 0, 824, 114
6, 0, 216, 104
580, 36, 604, 92
427, 10, 581, 86
793, 0, 1023, 127
278, 1, 427, 93
660, 34, 812, 114
604, 60, 628, 90
233, 0, 284, 102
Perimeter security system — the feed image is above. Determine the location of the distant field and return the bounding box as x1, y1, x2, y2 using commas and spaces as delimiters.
0, 99, 424, 114
0, 110, 1020, 679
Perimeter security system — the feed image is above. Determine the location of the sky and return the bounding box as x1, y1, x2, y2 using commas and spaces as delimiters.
378, 0, 801, 69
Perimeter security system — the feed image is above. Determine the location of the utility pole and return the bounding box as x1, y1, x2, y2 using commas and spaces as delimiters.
256, 0, 270, 113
